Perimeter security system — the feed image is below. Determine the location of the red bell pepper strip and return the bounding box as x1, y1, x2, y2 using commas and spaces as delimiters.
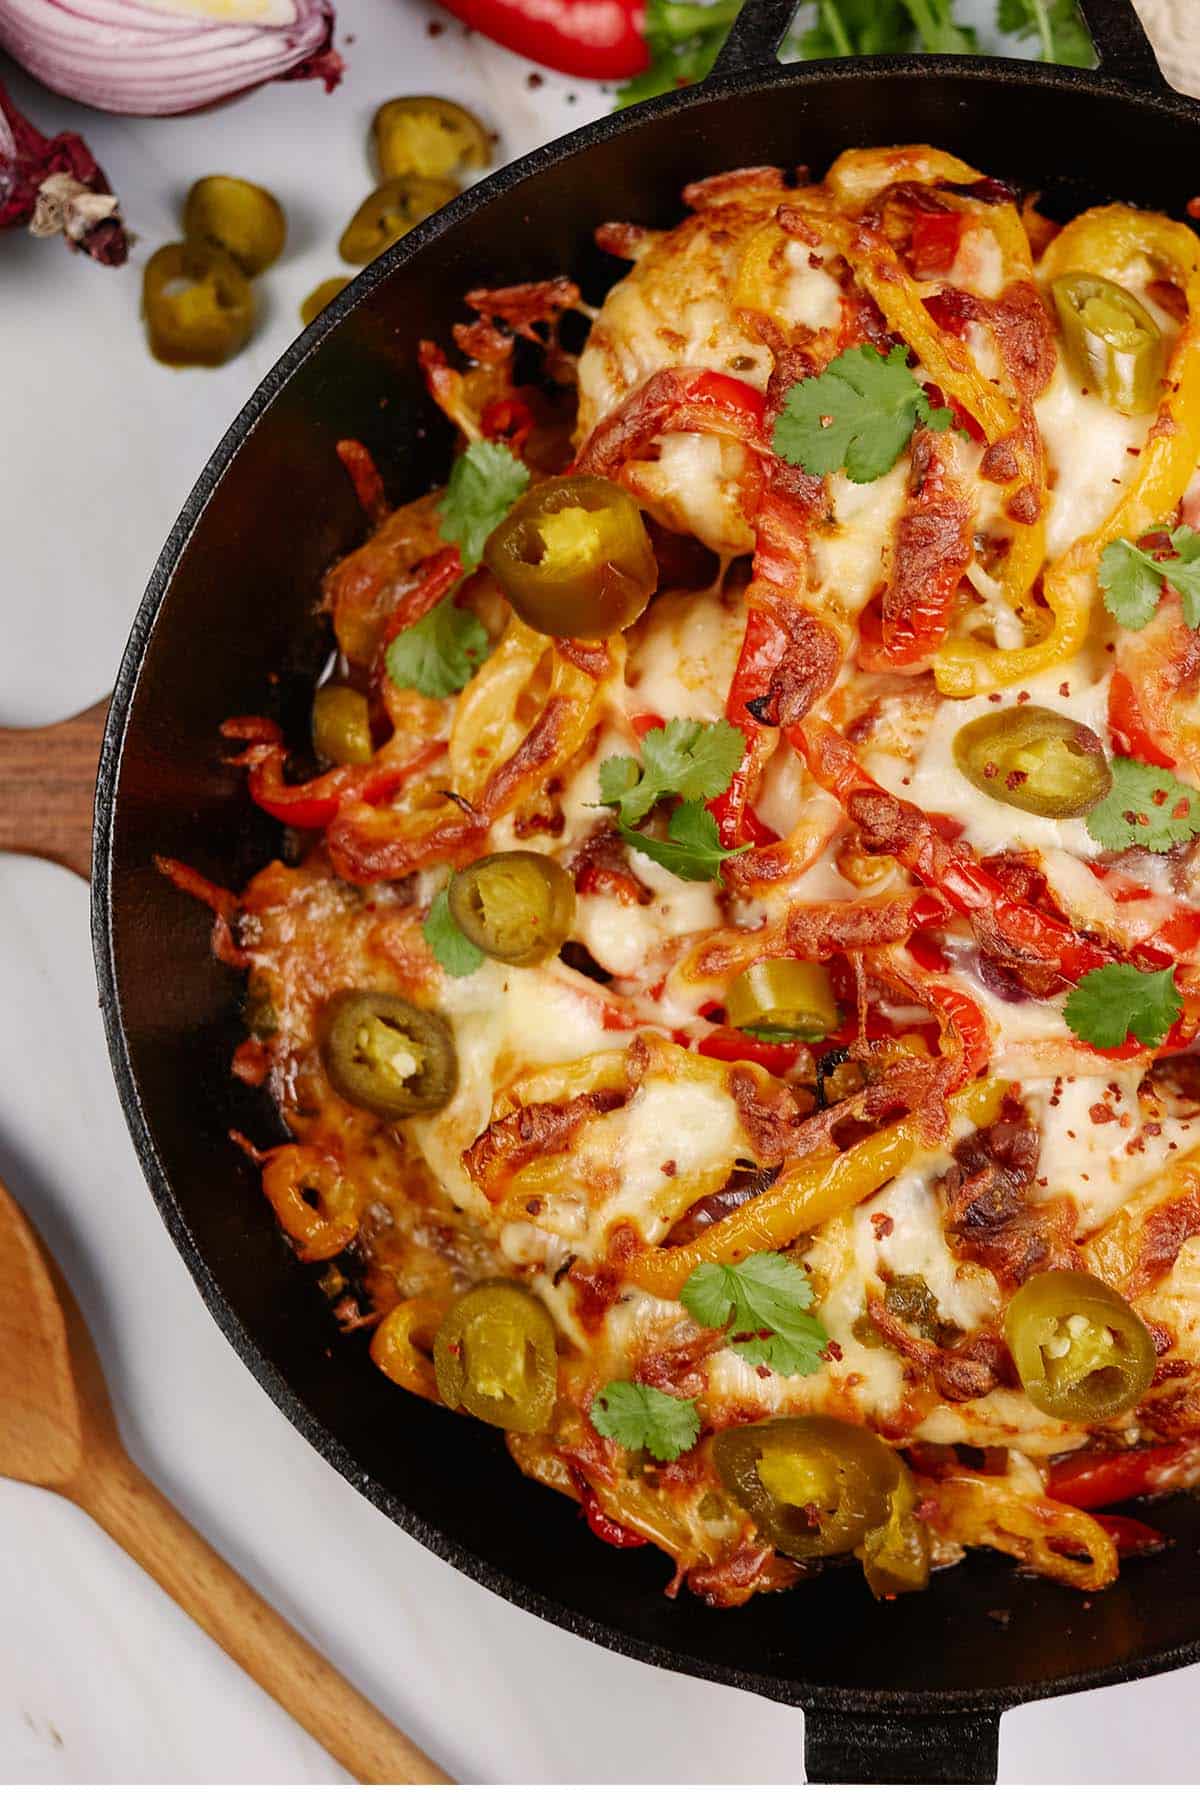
1089, 1512, 1170, 1557
436, 0, 648, 80
697, 1026, 800, 1077
1045, 1437, 1200, 1509
336, 439, 388, 528
792, 717, 1109, 982
909, 210, 967, 279
575, 367, 768, 478
379, 546, 463, 651
222, 720, 445, 832
1108, 669, 1177, 770
571, 1473, 648, 1547
709, 606, 789, 848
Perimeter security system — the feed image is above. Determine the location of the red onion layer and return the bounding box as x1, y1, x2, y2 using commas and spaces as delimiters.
0, 0, 342, 117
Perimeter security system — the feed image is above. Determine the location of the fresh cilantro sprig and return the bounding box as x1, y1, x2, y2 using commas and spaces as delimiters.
590, 1380, 701, 1461
437, 439, 530, 571
681, 1252, 829, 1377
385, 599, 489, 700
621, 799, 744, 883
1064, 962, 1183, 1050
798, 0, 920, 56
772, 345, 953, 485
1087, 758, 1200, 853
1099, 526, 1200, 631
599, 719, 744, 828
422, 886, 485, 977
996, 0, 1091, 65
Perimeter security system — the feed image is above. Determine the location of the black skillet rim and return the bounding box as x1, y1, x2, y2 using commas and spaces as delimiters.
93, 47, 1200, 1719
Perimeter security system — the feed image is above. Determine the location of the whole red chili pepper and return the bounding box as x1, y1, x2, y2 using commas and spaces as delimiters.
437, 0, 648, 80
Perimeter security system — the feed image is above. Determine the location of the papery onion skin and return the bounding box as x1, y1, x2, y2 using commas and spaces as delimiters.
0, 78, 127, 263
0, 0, 343, 117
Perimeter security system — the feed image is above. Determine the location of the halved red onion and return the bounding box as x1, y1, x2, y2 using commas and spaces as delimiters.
0, 0, 342, 117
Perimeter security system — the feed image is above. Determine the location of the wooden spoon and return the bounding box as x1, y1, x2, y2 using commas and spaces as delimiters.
0, 1174, 452, 1785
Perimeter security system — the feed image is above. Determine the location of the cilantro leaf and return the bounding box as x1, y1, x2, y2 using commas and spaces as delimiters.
598, 755, 641, 807
1166, 527, 1200, 628
1064, 962, 1182, 1050
600, 718, 745, 828
681, 1251, 829, 1377
996, 0, 1092, 65
589, 1380, 700, 1461
772, 344, 953, 485
620, 798, 744, 883
1087, 757, 1200, 853
422, 886, 485, 977
385, 598, 489, 700
437, 440, 530, 571
1098, 526, 1200, 632
615, 0, 741, 107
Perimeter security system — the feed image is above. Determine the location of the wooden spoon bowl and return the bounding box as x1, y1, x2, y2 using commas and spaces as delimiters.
0, 1174, 451, 1785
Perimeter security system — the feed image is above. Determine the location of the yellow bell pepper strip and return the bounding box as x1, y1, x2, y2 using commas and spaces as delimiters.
370, 1296, 446, 1402
623, 1075, 1006, 1301
929, 1473, 1119, 1591
935, 206, 1200, 697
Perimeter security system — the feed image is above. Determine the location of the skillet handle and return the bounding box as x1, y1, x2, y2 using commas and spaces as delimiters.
707, 0, 1168, 87
707, 0, 798, 79
1076, 0, 1167, 90
0, 698, 107, 882
803, 1707, 1002, 1784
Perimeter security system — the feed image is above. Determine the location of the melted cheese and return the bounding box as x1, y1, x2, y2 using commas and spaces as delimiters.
902, 659, 1111, 860
1035, 366, 1153, 559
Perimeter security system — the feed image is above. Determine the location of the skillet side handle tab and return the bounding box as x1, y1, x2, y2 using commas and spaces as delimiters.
0, 697, 108, 882
803, 1707, 1002, 1784
707, 0, 799, 79
1076, 0, 1167, 91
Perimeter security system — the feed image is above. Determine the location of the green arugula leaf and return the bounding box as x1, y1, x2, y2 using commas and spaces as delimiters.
437, 439, 530, 571
600, 718, 745, 828
615, 0, 741, 107
797, 0, 916, 57
1098, 526, 1200, 631
589, 1380, 701, 1461
1064, 962, 1182, 1050
900, 0, 977, 52
996, 0, 1092, 65
385, 598, 489, 700
772, 344, 953, 485
1086, 757, 1200, 853
422, 886, 485, 977
620, 798, 744, 883
681, 1251, 829, 1377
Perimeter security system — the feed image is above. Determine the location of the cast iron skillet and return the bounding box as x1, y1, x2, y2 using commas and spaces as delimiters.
92, 0, 1200, 1780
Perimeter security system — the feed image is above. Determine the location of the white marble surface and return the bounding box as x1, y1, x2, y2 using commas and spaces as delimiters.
3, 0, 1200, 1782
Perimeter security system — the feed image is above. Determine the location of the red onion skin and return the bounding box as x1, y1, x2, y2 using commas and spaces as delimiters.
0, 79, 127, 264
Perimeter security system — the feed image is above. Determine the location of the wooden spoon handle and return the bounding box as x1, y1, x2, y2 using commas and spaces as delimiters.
72, 1449, 452, 1784
0, 699, 107, 881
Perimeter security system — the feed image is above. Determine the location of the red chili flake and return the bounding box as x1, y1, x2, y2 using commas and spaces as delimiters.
821, 1340, 844, 1362
1017, 690, 1031, 703
525, 1198, 542, 1215
871, 1212, 894, 1240
1059, 681, 1071, 697
661, 1159, 678, 1177
1090, 1103, 1115, 1124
